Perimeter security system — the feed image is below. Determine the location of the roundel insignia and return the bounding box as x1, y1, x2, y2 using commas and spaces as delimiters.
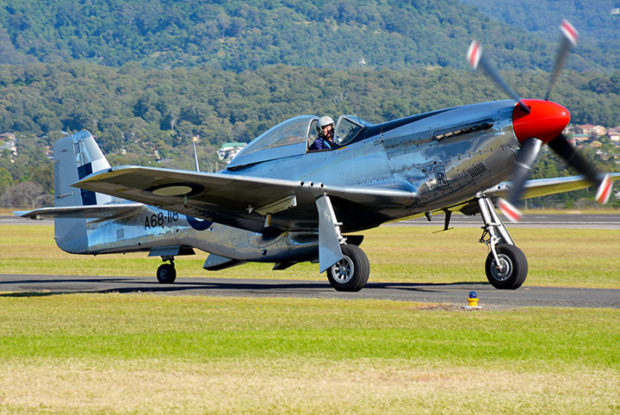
186, 215, 213, 231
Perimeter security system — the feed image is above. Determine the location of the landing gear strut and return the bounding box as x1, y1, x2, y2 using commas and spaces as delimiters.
315, 194, 370, 292
477, 196, 528, 289
157, 256, 176, 284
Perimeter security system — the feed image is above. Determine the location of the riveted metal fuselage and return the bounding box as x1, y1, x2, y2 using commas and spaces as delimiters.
76, 100, 519, 263
227, 100, 518, 225
79, 206, 318, 263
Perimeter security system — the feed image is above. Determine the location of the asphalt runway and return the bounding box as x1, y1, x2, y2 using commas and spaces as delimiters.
399, 213, 620, 229
2, 213, 618, 308
1, 274, 618, 309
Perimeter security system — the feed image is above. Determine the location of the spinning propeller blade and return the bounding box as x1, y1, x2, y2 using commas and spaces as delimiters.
548, 134, 612, 204
468, 20, 612, 222
500, 99, 571, 222
497, 137, 542, 223
467, 41, 530, 113
545, 20, 578, 101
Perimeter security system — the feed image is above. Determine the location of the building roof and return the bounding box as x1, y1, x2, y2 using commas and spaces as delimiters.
220, 142, 246, 148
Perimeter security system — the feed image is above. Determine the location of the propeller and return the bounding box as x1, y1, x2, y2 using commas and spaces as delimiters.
467, 20, 611, 223
545, 20, 578, 101
467, 41, 529, 113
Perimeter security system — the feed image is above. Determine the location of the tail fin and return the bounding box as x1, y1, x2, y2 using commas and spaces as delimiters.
54, 130, 111, 207
53, 130, 111, 253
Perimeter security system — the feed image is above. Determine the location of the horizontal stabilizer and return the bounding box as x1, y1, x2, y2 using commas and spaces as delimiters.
15, 203, 145, 219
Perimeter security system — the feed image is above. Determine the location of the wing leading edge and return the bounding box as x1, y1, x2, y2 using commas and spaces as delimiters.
484, 173, 620, 201
75, 166, 417, 233
74, 166, 618, 231
394, 173, 620, 222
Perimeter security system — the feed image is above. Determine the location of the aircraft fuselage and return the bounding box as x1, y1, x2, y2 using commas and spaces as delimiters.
62, 100, 520, 265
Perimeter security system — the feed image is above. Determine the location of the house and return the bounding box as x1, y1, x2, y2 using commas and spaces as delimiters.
0, 133, 17, 156
589, 141, 602, 149
608, 127, 620, 143
592, 125, 607, 136
575, 124, 607, 137
217, 142, 246, 163
569, 133, 590, 146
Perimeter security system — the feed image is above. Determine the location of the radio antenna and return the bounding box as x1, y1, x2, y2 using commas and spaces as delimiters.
192, 135, 200, 172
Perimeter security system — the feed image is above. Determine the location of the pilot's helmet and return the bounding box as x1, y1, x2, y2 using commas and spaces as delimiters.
318, 116, 334, 128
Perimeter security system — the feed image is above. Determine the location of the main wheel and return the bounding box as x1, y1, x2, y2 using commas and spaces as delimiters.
485, 244, 528, 289
157, 263, 177, 284
326, 244, 370, 292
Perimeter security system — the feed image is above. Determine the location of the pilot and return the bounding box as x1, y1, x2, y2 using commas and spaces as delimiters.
309, 116, 335, 151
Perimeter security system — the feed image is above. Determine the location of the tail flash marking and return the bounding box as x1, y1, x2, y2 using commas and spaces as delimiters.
77, 161, 97, 205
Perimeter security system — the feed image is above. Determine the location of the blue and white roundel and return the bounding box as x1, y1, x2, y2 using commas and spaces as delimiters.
186, 215, 213, 231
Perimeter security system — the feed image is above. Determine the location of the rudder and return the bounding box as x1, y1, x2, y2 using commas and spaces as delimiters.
53, 130, 111, 253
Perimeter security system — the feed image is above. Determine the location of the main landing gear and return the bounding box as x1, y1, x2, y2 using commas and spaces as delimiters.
315, 194, 370, 292
477, 196, 528, 289
157, 256, 177, 284
326, 243, 370, 292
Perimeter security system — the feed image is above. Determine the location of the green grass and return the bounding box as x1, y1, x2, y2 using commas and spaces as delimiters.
0, 295, 618, 414
0, 295, 615, 365
2, 224, 619, 288
0, 223, 618, 413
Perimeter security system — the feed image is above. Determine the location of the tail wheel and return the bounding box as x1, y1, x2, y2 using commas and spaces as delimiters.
326, 244, 370, 292
157, 263, 176, 284
485, 244, 528, 289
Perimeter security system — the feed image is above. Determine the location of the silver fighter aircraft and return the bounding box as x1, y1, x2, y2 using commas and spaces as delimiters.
19, 21, 619, 291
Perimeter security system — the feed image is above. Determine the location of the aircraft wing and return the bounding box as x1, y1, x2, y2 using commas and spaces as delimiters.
397, 172, 620, 224
75, 166, 416, 232
484, 173, 620, 200
15, 203, 145, 219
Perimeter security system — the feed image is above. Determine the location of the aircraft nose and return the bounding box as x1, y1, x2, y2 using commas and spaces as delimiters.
512, 99, 570, 144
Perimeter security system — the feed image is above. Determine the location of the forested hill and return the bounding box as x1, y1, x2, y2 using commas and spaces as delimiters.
0, 0, 615, 72
460, 0, 619, 71
1, 63, 617, 207
0, 1, 618, 208
460, 0, 619, 42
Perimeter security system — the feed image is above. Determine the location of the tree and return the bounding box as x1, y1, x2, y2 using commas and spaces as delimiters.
0, 167, 13, 194
0, 181, 50, 208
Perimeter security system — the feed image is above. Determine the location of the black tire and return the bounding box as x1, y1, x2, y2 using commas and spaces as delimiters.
157, 263, 177, 284
326, 244, 370, 292
485, 244, 528, 289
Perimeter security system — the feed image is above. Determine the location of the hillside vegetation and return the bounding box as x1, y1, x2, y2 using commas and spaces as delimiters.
0, 1, 617, 208
0, 0, 615, 71
0, 62, 617, 203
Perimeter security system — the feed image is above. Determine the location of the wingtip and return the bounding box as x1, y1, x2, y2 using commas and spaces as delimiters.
498, 198, 522, 223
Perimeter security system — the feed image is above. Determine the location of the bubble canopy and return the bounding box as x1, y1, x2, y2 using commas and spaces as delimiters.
227, 115, 369, 169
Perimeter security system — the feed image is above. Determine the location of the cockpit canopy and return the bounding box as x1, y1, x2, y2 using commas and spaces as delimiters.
227, 115, 370, 169
334, 115, 367, 146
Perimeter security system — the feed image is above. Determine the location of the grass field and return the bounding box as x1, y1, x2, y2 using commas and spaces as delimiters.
0, 223, 619, 288
0, 223, 618, 413
0, 295, 618, 414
